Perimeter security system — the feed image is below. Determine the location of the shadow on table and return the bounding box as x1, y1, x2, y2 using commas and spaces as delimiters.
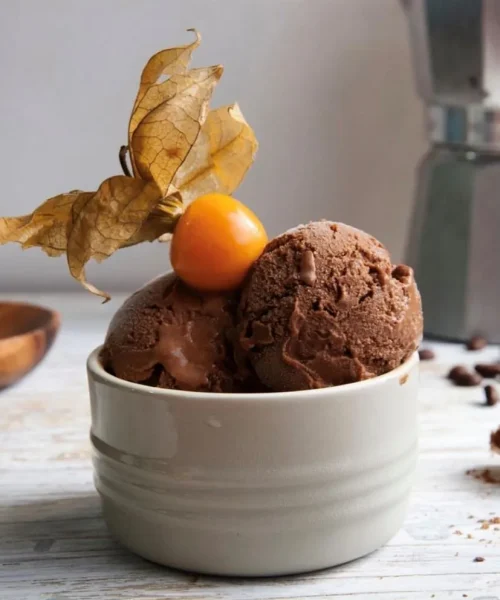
1, 494, 178, 575
3, 494, 119, 554
0, 494, 340, 593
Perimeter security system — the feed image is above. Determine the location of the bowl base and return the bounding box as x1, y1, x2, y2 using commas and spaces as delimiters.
100, 494, 409, 577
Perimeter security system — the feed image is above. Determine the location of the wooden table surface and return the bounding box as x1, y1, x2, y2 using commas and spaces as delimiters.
1, 293, 500, 600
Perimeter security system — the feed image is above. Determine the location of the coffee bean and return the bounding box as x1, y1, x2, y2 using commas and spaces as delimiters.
419, 348, 435, 361
466, 335, 487, 351
475, 363, 500, 378
448, 365, 482, 386
448, 365, 469, 380
455, 372, 482, 386
485, 385, 499, 406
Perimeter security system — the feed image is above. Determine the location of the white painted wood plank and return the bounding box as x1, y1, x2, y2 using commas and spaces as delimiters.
1, 293, 500, 599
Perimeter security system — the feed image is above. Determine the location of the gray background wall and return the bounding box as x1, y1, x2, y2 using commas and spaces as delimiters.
0, 0, 425, 292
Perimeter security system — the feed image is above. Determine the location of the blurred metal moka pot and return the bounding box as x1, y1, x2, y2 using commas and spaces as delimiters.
402, 0, 500, 342
402, 0, 500, 106
407, 139, 500, 342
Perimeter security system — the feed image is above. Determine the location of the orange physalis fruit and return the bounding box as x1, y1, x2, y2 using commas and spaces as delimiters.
170, 193, 267, 292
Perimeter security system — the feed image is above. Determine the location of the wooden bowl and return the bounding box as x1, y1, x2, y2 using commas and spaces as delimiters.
0, 302, 60, 389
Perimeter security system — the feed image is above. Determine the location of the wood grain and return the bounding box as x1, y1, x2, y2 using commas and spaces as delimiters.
1, 293, 500, 599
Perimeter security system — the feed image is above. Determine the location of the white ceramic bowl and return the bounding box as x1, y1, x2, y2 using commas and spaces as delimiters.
88, 348, 419, 576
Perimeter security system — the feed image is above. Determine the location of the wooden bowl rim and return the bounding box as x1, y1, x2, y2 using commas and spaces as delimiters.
0, 301, 60, 344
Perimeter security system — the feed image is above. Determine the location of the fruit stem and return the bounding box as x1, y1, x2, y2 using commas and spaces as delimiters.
119, 146, 132, 177
154, 192, 184, 229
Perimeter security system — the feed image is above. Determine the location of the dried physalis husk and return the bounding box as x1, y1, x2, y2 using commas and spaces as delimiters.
0, 191, 90, 257
65, 177, 164, 299
128, 64, 224, 196
169, 103, 258, 205
0, 30, 257, 300
150, 103, 258, 243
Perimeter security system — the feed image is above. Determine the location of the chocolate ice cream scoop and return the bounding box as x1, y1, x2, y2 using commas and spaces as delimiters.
239, 221, 423, 391
101, 273, 245, 393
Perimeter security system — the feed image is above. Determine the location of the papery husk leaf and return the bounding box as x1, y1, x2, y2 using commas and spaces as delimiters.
0, 32, 259, 300
129, 65, 223, 195
0, 191, 92, 257
170, 103, 258, 205
0, 179, 182, 299
131, 29, 200, 124
66, 176, 162, 301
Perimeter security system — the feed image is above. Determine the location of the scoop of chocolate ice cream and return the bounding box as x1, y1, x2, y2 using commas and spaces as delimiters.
101, 273, 245, 393
239, 221, 423, 391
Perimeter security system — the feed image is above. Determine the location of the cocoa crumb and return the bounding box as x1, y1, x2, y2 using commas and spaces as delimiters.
467, 468, 499, 484
483, 469, 498, 483
476, 516, 500, 528
483, 469, 497, 483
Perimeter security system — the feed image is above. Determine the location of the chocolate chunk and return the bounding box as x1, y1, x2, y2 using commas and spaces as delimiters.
466, 335, 487, 351
368, 265, 388, 286
419, 348, 435, 361
392, 264, 411, 284
300, 250, 316, 286
475, 363, 500, 378
249, 321, 274, 345
485, 385, 499, 406
448, 365, 482, 386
